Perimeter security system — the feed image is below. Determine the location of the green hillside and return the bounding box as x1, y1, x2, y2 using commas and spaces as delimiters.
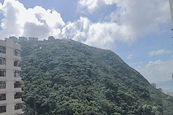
20, 39, 173, 115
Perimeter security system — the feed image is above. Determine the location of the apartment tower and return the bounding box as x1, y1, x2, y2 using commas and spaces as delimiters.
0, 39, 23, 115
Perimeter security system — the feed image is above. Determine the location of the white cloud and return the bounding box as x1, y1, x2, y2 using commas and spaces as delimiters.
0, 0, 170, 49
136, 60, 173, 82
77, 0, 170, 48
78, 0, 118, 12
149, 49, 173, 57
0, 0, 65, 39
126, 54, 134, 59
84, 22, 134, 48
62, 18, 135, 49
78, 0, 100, 12
62, 17, 90, 42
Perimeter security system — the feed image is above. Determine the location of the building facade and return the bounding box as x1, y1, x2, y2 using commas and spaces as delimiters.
28, 37, 38, 41
0, 39, 23, 115
19, 37, 27, 42
9, 36, 18, 43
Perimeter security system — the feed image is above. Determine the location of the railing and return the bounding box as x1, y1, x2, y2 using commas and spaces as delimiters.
14, 71, 21, 77
14, 60, 20, 67
14, 49, 21, 56
14, 92, 22, 99
14, 103, 23, 110
14, 81, 21, 88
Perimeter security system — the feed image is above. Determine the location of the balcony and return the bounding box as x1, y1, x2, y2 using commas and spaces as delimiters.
14, 81, 22, 88
14, 60, 21, 71
14, 92, 22, 99
14, 110, 24, 115
14, 49, 21, 57
14, 60, 20, 67
14, 71, 21, 77
14, 103, 23, 110
14, 77, 22, 81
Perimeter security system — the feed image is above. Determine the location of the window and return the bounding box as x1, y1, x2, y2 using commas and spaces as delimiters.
14, 103, 23, 110
14, 81, 21, 88
0, 94, 6, 101
0, 58, 5, 65
0, 46, 6, 54
0, 81, 6, 89
14, 60, 20, 67
0, 106, 6, 113
14, 71, 21, 77
14, 49, 21, 56
14, 92, 22, 99
0, 70, 5, 77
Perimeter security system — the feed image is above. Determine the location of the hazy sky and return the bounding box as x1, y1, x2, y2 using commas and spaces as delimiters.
0, 0, 172, 83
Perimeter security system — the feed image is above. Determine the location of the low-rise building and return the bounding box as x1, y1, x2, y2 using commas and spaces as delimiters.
19, 37, 27, 41
28, 37, 38, 41
9, 36, 18, 43
48, 36, 55, 41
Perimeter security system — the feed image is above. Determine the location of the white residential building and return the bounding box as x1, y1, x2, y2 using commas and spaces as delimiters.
0, 39, 23, 115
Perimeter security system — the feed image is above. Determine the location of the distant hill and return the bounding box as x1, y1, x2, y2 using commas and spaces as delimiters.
20, 39, 173, 115
156, 80, 173, 92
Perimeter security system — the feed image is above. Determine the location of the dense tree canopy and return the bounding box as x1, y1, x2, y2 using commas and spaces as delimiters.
20, 39, 173, 115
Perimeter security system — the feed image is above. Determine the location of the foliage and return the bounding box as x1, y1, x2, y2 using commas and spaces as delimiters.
20, 39, 173, 115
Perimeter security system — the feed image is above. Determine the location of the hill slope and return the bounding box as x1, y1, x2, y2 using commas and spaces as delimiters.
20, 39, 173, 115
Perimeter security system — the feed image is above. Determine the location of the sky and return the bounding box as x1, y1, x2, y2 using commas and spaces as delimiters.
0, 0, 173, 83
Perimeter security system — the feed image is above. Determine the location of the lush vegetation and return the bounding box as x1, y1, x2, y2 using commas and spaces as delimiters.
20, 39, 173, 115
